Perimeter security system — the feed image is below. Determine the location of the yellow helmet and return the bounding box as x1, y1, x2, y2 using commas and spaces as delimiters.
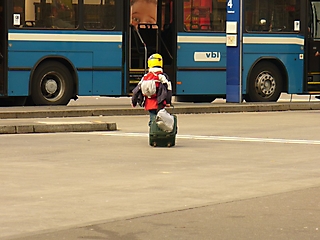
148, 53, 163, 68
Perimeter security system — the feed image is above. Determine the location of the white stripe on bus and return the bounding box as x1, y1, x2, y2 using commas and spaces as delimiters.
10, 33, 303, 45
8, 33, 122, 42
178, 35, 304, 45
177, 36, 225, 43
243, 36, 304, 45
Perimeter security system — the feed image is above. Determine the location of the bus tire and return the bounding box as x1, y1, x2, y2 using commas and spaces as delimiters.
245, 62, 282, 102
31, 61, 73, 105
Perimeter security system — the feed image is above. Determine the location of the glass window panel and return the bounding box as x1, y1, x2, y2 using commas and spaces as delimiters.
14, 0, 78, 29
244, 0, 300, 33
311, 1, 320, 38
84, 0, 116, 30
183, 0, 226, 32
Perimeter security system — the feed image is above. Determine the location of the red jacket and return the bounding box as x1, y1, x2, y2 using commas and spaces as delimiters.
142, 71, 166, 111
131, 68, 172, 110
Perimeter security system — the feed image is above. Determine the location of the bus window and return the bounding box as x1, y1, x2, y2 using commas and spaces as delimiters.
84, 0, 116, 30
311, 1, 320, 39
14, 0, 78, 29
183, 0, 225, 32
245, 0, 300, 33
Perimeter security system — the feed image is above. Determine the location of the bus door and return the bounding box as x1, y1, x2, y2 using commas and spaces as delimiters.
126, 0, 176, 94
0, 0, 5, 96
175, 0, 226, 102
307, 0, 320, 93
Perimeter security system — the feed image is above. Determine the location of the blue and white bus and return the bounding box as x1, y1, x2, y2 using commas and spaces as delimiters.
0, 0, 318, 105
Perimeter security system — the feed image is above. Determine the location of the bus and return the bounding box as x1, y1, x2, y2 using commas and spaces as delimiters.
0, 0, 318, 106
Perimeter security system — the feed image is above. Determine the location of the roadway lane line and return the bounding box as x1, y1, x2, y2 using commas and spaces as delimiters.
98, 132, 320, 145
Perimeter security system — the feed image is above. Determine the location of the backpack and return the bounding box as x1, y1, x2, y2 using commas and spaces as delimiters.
140, 72, 159, 98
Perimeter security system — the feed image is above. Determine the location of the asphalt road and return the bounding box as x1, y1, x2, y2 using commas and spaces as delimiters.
1, 111, 320, 240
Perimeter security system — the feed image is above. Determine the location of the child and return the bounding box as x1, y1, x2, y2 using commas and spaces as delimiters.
130, 0, 157, 28
131, 53, 172, 125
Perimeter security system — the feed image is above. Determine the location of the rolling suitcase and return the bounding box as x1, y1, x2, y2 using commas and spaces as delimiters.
149, 115, 177, 147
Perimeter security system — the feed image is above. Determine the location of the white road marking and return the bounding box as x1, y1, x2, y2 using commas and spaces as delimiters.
98, 132, 320, 145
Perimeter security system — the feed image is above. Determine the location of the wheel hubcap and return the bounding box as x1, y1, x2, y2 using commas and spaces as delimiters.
44, 79, 58, 94
40, 71, 65, 102
255, 72, 276, 97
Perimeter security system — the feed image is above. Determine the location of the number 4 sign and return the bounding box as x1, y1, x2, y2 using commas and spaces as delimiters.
227, 0, 235, 14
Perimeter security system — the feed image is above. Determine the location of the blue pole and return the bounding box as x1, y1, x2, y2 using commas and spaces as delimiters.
226, 0, 242, 103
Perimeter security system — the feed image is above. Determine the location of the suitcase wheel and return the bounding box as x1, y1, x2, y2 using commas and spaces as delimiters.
153, 142, 157, 147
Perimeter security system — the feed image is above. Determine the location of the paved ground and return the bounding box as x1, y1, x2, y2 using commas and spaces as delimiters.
9, 187, 320, 240
1, 111, 320, 240
1, 96, 320, 239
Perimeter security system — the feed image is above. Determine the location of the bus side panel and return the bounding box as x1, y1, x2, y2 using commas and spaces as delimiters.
78, 72, 93, 95
93, 71, 122, 95
285, 56, 304, 93
176, 33, 226, 95
8, 51, 93, 96
8, 31, 123, 97
7, 71, 29, 96
242, 53, 304, 94
176, 71, 226, 94
91, 35, 122, 95
242, 35, 304, 94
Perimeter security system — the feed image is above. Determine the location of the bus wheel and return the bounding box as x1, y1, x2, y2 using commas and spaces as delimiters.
31, 61, 73, 105
245, 63, 282, 102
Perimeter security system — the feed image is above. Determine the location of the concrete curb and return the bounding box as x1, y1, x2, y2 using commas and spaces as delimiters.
0, 122, 117, 134
0, 102, 320, 119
